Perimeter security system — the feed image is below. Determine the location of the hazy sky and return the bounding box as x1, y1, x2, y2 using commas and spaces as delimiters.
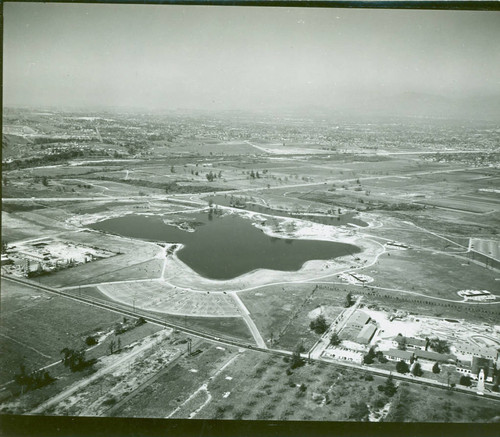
4, 3, 500, 112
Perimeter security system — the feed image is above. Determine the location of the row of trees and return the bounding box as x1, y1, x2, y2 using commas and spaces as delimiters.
14, 364, 55, 392
206, 171, 222, 182
60, 348, 97, 372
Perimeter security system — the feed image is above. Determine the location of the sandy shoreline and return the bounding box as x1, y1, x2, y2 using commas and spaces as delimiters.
67, 204, 384, 292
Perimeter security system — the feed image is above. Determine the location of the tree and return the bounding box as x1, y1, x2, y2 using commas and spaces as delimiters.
412, 362, 423, 377
376, 351, 388, 363
330, 331, 341, 346
41, 176, 49, 187
1, 241, 8, 254
60, 348, 93, 372
309, 315, 328, 334
85, 336, 98, 346
459, 375, 472, 387
108, 339, 116, 355
429, 338, 450, 354
363, 347, 376, 365
432, 362, 441, 374
170, 165, 175, 173
135, 316, 147, 326
290, 344, 305, 369
14, 364, 31, 389
14, 364, 55, 391
250, 170, 255, 179
345, 292, 354, 308
396, 360, 410, 374
380, 375, 397, 397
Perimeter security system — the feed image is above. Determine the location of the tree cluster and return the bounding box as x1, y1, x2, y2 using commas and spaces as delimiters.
60, 348, 96, 372
363, 347, 376, 365
429, 338, 450, 354
309, 315, 328, 335
14, 364, 55, 391
329, 331, 341, 346
289, 343, 305, 370
377, 375, 397, 397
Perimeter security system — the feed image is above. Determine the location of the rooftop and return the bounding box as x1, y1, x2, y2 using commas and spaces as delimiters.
347, 311, 370, 328
384, 349, 414, 361
356, 324, 377, 344
414, 349, 454, 362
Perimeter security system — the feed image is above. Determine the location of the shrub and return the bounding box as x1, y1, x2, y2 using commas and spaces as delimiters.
135, 317, 147, 326
459, 376, 472, 387
85, 336, 98, 346
396, 360, 410, 374
102, 396, 117, 406
349, 401, 369, 421
309, 315, 329, 334
372, 395, 389, 409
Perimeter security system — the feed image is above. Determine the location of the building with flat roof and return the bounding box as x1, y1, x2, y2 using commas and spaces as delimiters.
324, 347, 363, 364
454, 343, 498, 361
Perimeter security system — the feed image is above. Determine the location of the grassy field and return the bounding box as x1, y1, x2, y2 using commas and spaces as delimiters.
362, 247, 500, 300
157, 314, 253, 343
113, 342, 240, 418
35, 231, 162, 288
96, 281, 240, 317
0, 279, 120, 384
67, 286, 253, 342
240, 284, 348, 351
153, 350, 500, 422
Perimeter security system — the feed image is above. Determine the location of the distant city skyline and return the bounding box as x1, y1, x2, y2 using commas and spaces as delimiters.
3, 3, 500, 118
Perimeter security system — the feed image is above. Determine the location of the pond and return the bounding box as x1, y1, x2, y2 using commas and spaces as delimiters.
89, 212, 361, 280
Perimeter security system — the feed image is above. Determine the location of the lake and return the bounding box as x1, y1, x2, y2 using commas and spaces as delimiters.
89, 212, 361, 280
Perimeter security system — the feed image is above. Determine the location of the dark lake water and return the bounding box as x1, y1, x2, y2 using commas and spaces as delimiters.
89, 213, 361, 280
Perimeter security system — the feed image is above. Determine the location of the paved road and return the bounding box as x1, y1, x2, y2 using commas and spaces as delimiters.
230, 292, 267, 349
